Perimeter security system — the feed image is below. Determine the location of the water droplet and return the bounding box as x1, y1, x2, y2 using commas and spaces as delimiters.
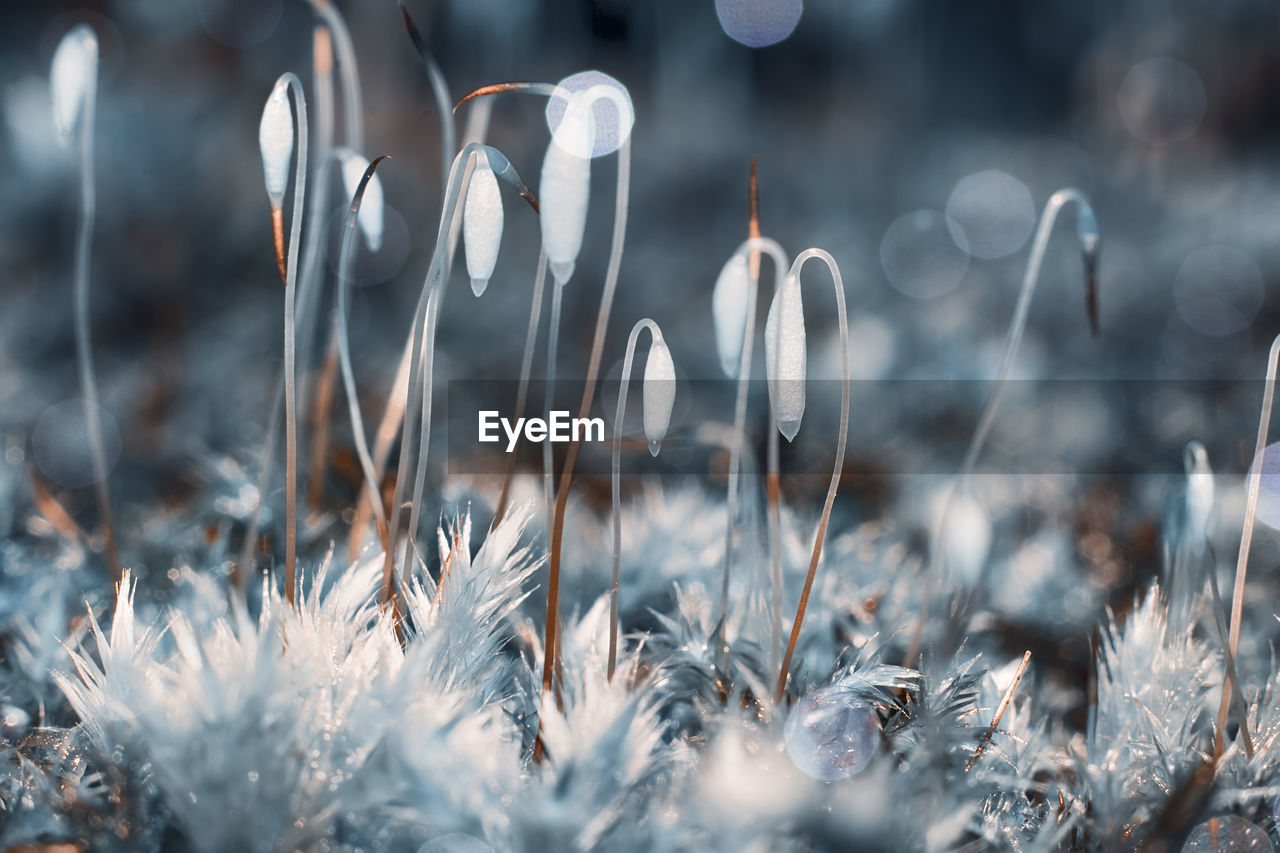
880, 210, 969, 300
545, 71, 634, 159
1174, 245, 1262, 337
784, 685, 879, 781
944, 169, 1035, 260
35, 399, 120, 484
1181, 817, 1271, 851
715, 0, 804, 48
1117, 57, 1206, 147
1245, 442, 1280, 532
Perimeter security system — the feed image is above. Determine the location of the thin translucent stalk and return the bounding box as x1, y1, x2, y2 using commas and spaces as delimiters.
349, 93, 489, 558
1213, 333, 1280, 757
296, 23, 336, 425
541, 138, 631, 713
774, 248, 850, 703
72, 63, 118, 582
610, 318, 661, 679
382, 143, 533, 605
543, 280, 566, 535
493, 247, 549, 528
280, 74, 308, 606
904, 188, 1097, 667
305, 0, 361, 151
334, 156, 392, 553
382, 146, 479, 607
714, 236, 789, 672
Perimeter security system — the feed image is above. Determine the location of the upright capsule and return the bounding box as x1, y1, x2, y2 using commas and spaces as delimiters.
51, 24, 98, 144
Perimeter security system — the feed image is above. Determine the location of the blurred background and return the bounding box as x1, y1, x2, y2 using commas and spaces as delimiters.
4, 0, 1280, 668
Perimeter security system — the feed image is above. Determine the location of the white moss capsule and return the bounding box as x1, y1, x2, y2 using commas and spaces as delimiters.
712, 252, 749, 377
539, 90, 594, 284
463, 155, 503, 297
765, 272, 806, 442
642, 335, 676, 457
1184, 440, 1213, 552
50, 25, 97, 145
258, 78, 294, 211
339, 150, 385, 253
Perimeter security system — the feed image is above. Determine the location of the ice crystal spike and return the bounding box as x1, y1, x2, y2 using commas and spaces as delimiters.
51, 24, 97, 144
642, 334, 676, 456
339, 150, 385, 253
712, 252, 750, 377
765, 272, 806, 442
783, 685, 879, 781
259, 78, 294, 211
464, 154, 503, 297
539, 90, 596, 284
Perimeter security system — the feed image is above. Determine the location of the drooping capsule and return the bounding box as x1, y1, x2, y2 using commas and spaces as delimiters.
463, 154, 503, 296
1183, 440, 1213, 554
539, 89, 595, 285
712, 252, 750, 377
258, 78, 294, 211
339, 150, 385, 254
642, 333, 676, 457
1074, 195, 1101, 335
51, 24, 97, 144
765, 272, 806, 442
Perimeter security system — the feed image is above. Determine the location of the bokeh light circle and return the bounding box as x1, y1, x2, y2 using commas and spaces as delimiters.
715, 0, 803, 48
326, 203, 411, 288
880, 210, 970, 299
545, 71, 634, 159
33, 398, 122, 489
784, 685, 880, 781
1174, 245, 1262, 337
419, 834, 495, 853
197, 0, 282, 49
945, 169, 1036, 260
1181, 816, 1271, 851
1246, 442, 1280, 533
1117, 57, 1207, 146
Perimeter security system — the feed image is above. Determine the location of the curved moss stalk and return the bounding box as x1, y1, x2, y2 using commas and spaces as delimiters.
713, 236, 789, 674
62, 31, 119, 582
277, 75, 308, 605
306, 2, 456, 520
903, 188, 1100, 667
541, 137, 631, 721
608, 318, 673, 679
334, 155, 393, 556
380, 144, 536, 608
492, 247, 550, 529
772, 248, 850, 704
304, 0, 361, 151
